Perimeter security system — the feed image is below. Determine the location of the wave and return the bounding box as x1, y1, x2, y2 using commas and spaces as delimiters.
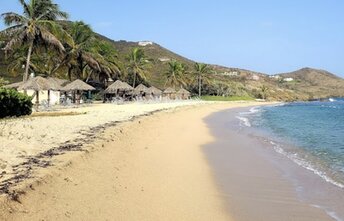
269, 141, 344, 189
236, 116, 251, 127
312, 204, 343, 221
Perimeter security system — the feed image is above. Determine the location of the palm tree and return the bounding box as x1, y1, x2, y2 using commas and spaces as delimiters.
164, 60, 188, 88
193, 63, 212, 97
127, 47, 149, 88
51, 21, 100, 80
260, 85, 269, 100
1, 0, 69, 82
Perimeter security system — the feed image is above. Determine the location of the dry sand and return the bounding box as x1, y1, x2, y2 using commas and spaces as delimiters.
0, 101, 263, 220
0, 101, 204, 186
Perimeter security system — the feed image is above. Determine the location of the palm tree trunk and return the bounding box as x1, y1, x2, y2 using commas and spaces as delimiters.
47, 90, 51, 107
198, 75, 202, 97
132, 72, 137, 88
67, 67, 73, 81
23, 40, 34, 82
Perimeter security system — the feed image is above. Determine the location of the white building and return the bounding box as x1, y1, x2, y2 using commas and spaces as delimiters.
270, 75, 281, 79
219, 71, 239, 76
138, 41, 153, 46
159, 57, 170, 62
283, 78, 294, 82
251, 74, 260, 81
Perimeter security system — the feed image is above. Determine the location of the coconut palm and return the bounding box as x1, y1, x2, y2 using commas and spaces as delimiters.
193, 63, 212, 97
260, 85, 269, 100
164, 60, 188, 88
53, 21, 100, 80
53, 21, 120, 83
1, 0, 69, 82
127, 47, 149, 88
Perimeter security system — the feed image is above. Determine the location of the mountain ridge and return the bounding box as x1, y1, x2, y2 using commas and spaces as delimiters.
1, 28, 344, 101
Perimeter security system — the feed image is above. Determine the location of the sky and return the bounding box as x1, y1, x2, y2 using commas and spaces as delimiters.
1, 0, 344, 76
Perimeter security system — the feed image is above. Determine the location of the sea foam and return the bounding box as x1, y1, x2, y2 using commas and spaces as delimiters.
269, 141, 344, 189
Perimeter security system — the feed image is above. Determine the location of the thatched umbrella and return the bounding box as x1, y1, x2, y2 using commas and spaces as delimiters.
18, 76, 61, 107
147, 86, 162, 96
177, 88, 191, 99
62, 79, 95, 91
104, 80, 133, 94
48, 77, 70, 88
3, 82, 23, 89
62, 79, 95, 104
163, 87, 177, 99
134, 84, 148, 95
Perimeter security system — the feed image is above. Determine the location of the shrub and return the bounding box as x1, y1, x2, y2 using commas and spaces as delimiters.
0, 88, 33, 118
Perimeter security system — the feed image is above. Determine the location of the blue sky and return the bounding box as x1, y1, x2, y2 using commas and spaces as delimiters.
1, 0, 344, 76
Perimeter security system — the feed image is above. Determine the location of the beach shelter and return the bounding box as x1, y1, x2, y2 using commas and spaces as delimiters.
133, 84, 148, 96
62, 79, 95, 104
3, 82, 23, 89
163, 87, 177, 99
147, 86, 162, 99
48, 77, 70, 88
18, 76, 61, 107
177, 88, 191, 100
104, 80, 134, 95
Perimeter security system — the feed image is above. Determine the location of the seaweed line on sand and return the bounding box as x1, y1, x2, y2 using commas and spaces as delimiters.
0, 109, 164, 202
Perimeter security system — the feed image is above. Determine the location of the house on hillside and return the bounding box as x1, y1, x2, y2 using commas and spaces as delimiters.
251, 74, 260, 81
159, 57, 170, 62
283, 78, 294, 82
270, 75, 281, 79
138, 41, 153, 46
220, 71, 239, 77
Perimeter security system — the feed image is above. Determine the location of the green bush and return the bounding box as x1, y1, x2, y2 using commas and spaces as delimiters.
0, 88, 33, 118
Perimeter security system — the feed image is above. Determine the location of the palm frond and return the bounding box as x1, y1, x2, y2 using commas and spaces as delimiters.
0, 25, 24, 38
39, 27, 65, 52
1, 12, 27, 26
3, 32, 26, 51
18, 0, 32, 18
81, 52, 101, 71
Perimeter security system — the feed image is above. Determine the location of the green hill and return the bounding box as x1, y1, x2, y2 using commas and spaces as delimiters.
1, 27, 344, 101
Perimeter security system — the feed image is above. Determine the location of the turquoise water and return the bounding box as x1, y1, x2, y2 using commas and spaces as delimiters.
245, 99, 344, 188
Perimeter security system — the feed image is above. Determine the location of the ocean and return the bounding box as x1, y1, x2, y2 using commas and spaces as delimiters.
235, 99, 344, 220
240, 99, 344, 189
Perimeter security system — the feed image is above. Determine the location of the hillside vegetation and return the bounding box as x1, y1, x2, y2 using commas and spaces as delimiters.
1, 22, 344, 101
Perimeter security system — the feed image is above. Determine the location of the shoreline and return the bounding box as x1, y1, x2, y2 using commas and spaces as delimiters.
203, 106, 341, 221
0, 101, 268, 220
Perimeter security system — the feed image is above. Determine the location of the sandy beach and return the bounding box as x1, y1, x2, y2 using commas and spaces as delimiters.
0, 100, 235, 220
0, 101, 336, 220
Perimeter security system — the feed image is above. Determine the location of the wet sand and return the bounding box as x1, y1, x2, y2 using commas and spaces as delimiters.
203, 107, 337, 221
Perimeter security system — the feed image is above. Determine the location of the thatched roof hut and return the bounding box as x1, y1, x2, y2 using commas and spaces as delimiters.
18, 76, 61, 91
163, 87, 177, 99
3, 82, 23, 89
134, 84, 148, 95
163, 87, 176, 94
62, 79, 95, 91
104, 80, 133, 94
177, 88, 191, 95
147, 86, 162, 95
4, 77, 69, 90
48, 77, 70, 88
177, 88, 191, 99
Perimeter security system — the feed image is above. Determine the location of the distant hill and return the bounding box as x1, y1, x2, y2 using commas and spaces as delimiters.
278, 68, 344, 99
1, 26, 344, 101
